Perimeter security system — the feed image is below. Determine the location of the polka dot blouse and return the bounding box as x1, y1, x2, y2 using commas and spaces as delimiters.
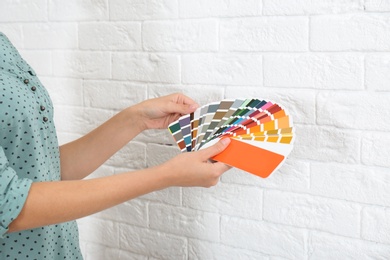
0, 33, 82, 259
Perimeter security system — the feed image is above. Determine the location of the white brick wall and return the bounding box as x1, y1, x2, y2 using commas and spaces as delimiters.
2, 0, 390, 259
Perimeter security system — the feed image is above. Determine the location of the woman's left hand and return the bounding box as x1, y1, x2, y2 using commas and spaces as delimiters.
133, 93, 199, 131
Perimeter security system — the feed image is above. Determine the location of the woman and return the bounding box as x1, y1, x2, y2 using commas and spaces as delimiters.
0, 32, 230, 259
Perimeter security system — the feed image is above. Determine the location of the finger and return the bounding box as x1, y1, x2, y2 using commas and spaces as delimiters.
167, 101, 198, 115
173, 93, 198, 107
212, 161, 232, 173
199, 138, 231, 159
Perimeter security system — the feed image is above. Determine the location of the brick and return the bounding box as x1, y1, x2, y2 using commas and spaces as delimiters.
119, 224, 187, 259
263, 54, 364, 89
221, 216, 305, 259
263, 190, 361, 237
106, 141, 146, 169
220, 17, 308, 51
80, 242, 107, 260
147, 143, 180, 166
0, 0, 47, 22
112, 53, 180, 83
182, 183, 263, 220
95, 199, 148, 227
143, 20, 218, 52
52, 51, 111, 79
222, 159, 310, 193
311, 162, 390, 207
77, 217, 119, 248
82, 241, 148, 259
182, 54, 262, 85
311, 14, 390, 51
54, 106, 113, 135
23, 23, 77, 49
292, 125, 360, 163
83, 80, 147, 110
308, 231, 390, 259
362, 206, 390, 244
365, 0, 390, 11
366, 54, 390, 91
49, 0, 108, 21
149, 203, 220, 241
263, 0, 363, 15
42, 77, 83, 106
179, 0, 262, 18
225, 87, 316, 124
140, 187, 181, 206
188, 239, 269, 260
106, 248, 148, 260
110, 0, 178, 20
20, 51, 52, 76
362, 132, 390, 168
317, 91, 390, 131
79, 22, 141, 51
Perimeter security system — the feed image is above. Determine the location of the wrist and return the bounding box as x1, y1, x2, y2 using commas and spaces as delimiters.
124, 105, 147, 134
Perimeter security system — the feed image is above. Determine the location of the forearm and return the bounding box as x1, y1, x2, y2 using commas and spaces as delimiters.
60, 106, 144, 180
8, 166, 170, 233
9, 137, 231, 234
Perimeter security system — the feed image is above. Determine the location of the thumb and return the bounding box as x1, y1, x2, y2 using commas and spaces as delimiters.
199, 138, 231, 159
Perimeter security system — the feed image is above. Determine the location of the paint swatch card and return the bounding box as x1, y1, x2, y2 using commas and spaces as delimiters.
168, 99, 295, 178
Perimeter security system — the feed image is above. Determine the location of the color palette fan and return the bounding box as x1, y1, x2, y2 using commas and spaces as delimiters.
168, 99, 294, 178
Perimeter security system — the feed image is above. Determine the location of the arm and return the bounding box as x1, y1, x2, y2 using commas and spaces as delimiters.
8, 138, 231, 233
60, 93, 198, 180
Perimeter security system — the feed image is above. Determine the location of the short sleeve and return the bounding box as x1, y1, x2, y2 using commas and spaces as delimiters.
0, 146, 32, 238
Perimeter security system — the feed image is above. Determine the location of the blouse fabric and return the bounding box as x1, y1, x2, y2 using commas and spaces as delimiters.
0, 32, 82, 259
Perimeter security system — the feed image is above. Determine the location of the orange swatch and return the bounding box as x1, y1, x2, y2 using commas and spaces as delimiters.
212, 138, 285, 178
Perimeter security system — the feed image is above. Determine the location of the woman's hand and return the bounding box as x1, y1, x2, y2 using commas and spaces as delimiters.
132, 93, 199, 131
159, 138, 232, 188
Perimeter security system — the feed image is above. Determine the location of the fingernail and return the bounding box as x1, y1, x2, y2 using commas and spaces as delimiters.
220, 137, 231, 145
190, 104, 199, 110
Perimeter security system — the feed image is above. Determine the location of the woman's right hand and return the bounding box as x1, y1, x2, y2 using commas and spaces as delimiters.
159, 138, 232, 188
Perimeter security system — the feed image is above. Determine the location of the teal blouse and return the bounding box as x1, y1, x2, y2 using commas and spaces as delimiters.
0, 33, 82, 259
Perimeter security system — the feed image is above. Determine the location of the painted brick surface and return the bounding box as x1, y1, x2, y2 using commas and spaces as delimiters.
366, 54, 390, 91
182, 183, 263, 220
311, 14, 390, 51
149, 203, 220, 241
220, 17, 308, 51
311, 163, 390, 207
49, 0, 108, 21
263, 190, 361, 237
0, 0, 47, 22
2, 1, 390, 259
182, 53, 262, 85
263, 0, 363, 15
143, 20, 218, 52
112, 53, 180, 83
362, 132, 390, 168
263, 54, 364, 89
317, 91, 390, 131
308, 231, 390, 259
79, 22, 142, 51
362, 206, 390, 244
109, 0, 178, 20
221, 216, 306, 259
179, 0, 262, 18
365, 0, 390, 11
